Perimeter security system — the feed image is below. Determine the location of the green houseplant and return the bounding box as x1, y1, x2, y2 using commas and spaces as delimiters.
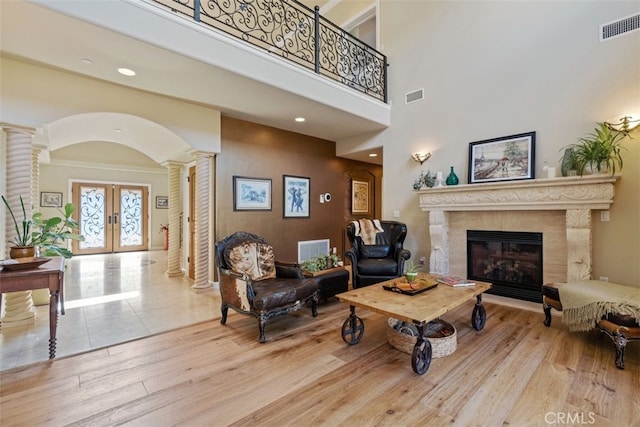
2, 195, 32, 249
564, 123, 626, 176
300, 253, 341, 273
2, 195, 84, 259
404, 260, 422, 283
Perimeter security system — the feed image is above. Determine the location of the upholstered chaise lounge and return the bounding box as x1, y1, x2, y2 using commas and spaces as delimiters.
214, 231, 319, 343
542, 280, 640, 369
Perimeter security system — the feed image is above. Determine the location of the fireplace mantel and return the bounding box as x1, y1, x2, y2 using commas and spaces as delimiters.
418, 175, 618, 287
418, 175, 617, 211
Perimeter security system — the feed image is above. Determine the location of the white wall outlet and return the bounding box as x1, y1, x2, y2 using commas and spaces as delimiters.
320, 194, 325, 203
600, 211, 610, 222
393, 210, 400, 218
599, 276, 608, 282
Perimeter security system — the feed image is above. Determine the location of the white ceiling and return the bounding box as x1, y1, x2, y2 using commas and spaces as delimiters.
0, 0, 385, 165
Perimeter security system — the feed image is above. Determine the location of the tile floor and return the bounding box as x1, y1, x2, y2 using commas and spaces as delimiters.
0, 251, 220, 371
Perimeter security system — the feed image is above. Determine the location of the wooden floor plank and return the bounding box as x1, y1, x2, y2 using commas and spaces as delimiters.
1, 300, 638, 426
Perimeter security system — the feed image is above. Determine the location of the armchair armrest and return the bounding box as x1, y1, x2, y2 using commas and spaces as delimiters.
275, 261, 304, 279
395, 248, 411, 275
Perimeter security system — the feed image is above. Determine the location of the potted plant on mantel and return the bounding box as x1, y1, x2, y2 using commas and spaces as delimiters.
562, 122, 626, 176
2, 195, 84, 259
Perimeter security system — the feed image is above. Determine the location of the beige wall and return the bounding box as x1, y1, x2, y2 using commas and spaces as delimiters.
376, 0, 640, 287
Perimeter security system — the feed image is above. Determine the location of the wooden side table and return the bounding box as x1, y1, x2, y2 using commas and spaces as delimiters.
0, 257, 65, 358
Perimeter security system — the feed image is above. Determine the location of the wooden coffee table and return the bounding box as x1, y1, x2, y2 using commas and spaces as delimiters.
336, 274, 491, 375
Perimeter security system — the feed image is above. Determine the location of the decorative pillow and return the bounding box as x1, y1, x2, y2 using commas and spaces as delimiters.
224, 241, 276, 281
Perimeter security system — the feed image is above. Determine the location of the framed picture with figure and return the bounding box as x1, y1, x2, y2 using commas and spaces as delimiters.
283, 175, 310, 218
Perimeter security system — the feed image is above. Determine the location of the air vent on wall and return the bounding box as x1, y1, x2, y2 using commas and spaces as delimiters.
405, 88, 424, 104
600, 13, 640, 41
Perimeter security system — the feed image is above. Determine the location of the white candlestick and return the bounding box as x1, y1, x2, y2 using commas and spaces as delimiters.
436, 171, 443, 180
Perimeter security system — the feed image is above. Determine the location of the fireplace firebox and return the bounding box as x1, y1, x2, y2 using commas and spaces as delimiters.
467, 230, 543, 302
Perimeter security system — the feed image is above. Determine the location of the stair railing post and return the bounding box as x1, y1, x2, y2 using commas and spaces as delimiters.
194, 0, 200, 22
314, 6, 320, 74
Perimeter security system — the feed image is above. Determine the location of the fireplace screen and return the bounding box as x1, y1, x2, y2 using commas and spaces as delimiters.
467, 230, 543, 302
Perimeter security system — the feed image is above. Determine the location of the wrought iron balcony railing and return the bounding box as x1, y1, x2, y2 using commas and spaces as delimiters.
149, 0, 387, 102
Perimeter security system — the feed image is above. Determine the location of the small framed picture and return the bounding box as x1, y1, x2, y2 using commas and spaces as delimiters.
283, 175, 310, 218
468, 131, 536, 184
40, 191, 63, 208
351, 179, 370, 214
233, 176, 272, 211
156, 196, 169, 209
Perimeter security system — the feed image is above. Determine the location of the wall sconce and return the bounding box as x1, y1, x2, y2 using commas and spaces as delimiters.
604, 115, 640, 135
411, 152, 431, 165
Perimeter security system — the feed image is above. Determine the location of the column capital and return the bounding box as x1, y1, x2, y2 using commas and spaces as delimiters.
162, 161, 185, 169
189, 150, 217, 159
0, 123, 36, 136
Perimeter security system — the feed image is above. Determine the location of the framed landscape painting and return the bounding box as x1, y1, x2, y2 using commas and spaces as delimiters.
40, 191, 63, 208
283, 175, 310, 218
233, 176, 272, 211
468, 131, 536, 184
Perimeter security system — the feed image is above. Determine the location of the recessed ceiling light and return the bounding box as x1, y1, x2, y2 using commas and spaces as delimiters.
369, 153, 378, 157
81, 58, 93, 64
295, 117, 305, 122
117, 67, 136, 77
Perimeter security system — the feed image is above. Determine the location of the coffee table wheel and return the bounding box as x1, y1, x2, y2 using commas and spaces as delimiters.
472, 304, 487, 331
341, 315, 364, 345
411, 337, 432, 375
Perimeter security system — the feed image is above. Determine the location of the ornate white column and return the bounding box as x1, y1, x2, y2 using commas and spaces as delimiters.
1, 124, 37, 327
31, 144, 51, 306
191, 152, 214, 289
164, 162, 183, 277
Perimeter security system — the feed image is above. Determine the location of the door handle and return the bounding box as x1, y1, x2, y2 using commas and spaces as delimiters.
107, 215, 111, 224
113, 213, 119, 224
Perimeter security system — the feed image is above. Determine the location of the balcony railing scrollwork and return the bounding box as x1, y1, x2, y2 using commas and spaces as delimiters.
149, 0, 387, 102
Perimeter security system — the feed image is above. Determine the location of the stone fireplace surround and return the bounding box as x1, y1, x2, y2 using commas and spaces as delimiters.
418, 175, 618, 299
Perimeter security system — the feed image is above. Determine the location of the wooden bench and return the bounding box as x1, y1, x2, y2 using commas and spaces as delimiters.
542, 282, 640, 369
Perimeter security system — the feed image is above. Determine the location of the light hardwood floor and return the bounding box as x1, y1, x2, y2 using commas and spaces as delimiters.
1, 292, 638, 426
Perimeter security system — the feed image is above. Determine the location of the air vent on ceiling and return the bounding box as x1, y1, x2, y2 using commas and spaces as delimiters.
405, 88, 424, 104
600, 13, 640, 41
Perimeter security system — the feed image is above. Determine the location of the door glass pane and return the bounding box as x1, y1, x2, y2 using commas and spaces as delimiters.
79, 186, 106, 249
120, 189, 143, 246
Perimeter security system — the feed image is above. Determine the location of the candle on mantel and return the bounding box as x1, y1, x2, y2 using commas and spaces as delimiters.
436, 171, 443, 180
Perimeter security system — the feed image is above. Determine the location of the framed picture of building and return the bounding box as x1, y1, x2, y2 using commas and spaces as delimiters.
468, 131, 536, 184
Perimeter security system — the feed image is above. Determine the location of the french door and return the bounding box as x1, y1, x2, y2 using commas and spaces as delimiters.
72, 182, 149, 255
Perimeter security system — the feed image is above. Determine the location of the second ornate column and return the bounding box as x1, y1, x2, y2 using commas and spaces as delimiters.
191, 152, 214, 289
1, 124, 37, 326
165, 162, 183, 277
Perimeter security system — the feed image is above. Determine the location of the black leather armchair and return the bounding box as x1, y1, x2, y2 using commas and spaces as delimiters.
214, 231, 319, 343
345, 220, 411, 288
